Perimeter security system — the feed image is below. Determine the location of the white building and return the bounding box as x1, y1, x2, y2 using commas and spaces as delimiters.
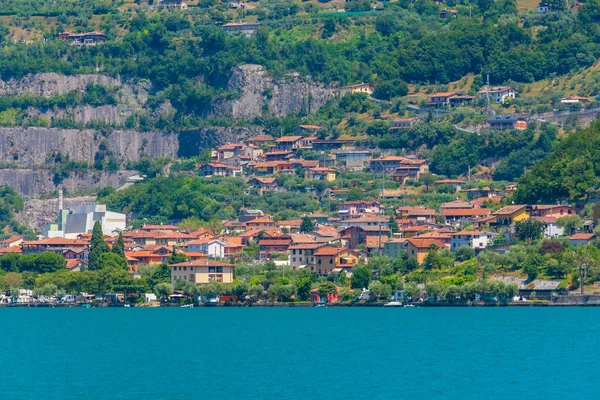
477, 86, 520, 104
532, 217, 564, 238
44, 200, 126, 239
450, 231, 497, 252
187, 239, 225, 258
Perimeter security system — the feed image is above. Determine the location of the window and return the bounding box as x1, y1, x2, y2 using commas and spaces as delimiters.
216, 267, 223, 273
209, 267, 215, 273
292, 249, 296, 255
292, 257, 296, 262
329, 259, 333, 264
183, 267, 186, 271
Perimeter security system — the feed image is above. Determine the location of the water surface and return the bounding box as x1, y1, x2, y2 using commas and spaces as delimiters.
1, 308, 596, 399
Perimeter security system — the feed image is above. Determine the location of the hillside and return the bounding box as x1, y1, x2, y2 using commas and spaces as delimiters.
515, 120, 600, 204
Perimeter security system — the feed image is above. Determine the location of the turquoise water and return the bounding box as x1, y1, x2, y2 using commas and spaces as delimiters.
1, 308, 597, 399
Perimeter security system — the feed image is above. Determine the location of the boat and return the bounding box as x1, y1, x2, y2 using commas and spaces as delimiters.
80, 303, 91, 308
383, 301, 403, 307
124, 304, 131, 308
404, 304, 415, 308
181, 304, 194, 308
314, 303, 326, 308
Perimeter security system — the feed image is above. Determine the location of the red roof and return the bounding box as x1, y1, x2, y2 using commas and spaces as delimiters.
407, 238, 446, 249
570, 233, 595, 240
314, 246, 345, 256
441, 208, 491, 217
170, 259, 233, 267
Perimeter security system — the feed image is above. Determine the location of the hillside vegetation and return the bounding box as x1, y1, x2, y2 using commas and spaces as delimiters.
515, 120, 600, 203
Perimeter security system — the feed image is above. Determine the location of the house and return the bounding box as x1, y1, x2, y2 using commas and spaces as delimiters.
493, 205, 529, 226
58, 32, 107, 45
125, 246, 172, 265
434, 179, 465, 193
338, 201, 382, 220
368, 156, 429, 179
198, 163, 242, 177
159, 0, 189, 9
222, 22, 260, 36
488, 115, 529, 130
305, 167, 336, 181
383, 238, 407, 258
530, 204, 576, 218
477, 86, 520, 103
245, 134, 274, 146
299, 137, 316, 149
441, 208, 492, 225
339, 83, 374, 97
569, 233, 595, 247
263, 151, 293, 161
428, 91, 461, 107
447, 95, 475, 107
537, 2, 552, 12
277, 219, 302, 233
186, 239, 226, 258
250, 161, 293, 175
289, 243, 324, 268
560, 96, 591, 105
246, 217, 277, 230
312, 246, 359, 275
248, 177, 279, 193
0, 246, 22, 256
312, 139, 354, 151
463, 187, 503, 200
339, 225, 390, 250
413, 231, 452, 248
441, 200, 473, 210
390, 118, 421, 130
531, 216, 564, 238
342, 215, 389, 229
21, 238, 89, 255
440, 9, 458, 18
170, 258, 234, 285
406, 238, 447, 264
216, 143, 246, 161
0, 236, 23, 248
395, 206, 437, 223
258, 237, 292, 260
274, 136, 303, 151
450, 231, 497, 252
334, 150, 371, 170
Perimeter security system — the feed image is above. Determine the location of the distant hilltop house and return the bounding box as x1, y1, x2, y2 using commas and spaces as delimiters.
477, 86, 520, 104
537, 2, 554, 13
488, 114, 529, 130
222, 22, 261, 36
158, 0, 188, 9
390, 118, 422, 130
339, 83, 374, 97
560, 96, 591, 105
427, 92, 474, 107
58, 31, 107, 45
440, 9, 458, 18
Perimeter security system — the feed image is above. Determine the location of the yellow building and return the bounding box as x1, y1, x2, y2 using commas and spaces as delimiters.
170, 258, 234, 285
305, 167, 336, 182
406, 238, 446, 265
492, 205, 529, 226
312, 246, 359, 276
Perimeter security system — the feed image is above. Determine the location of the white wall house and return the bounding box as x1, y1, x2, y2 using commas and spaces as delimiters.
450, 231, 497, 251
187, 239, 225, 258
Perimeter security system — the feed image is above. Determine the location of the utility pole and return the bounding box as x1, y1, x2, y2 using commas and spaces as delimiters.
486, 73, 491, 113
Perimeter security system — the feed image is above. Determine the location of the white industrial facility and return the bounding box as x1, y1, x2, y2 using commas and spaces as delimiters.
44, 190, 126, 238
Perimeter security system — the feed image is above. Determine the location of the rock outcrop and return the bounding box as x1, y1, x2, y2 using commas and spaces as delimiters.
0, 169, 137, 198
0, 73, 121, 97
0, 128, 178, 167
214, 64, 336, 118
178, 126, 265, 158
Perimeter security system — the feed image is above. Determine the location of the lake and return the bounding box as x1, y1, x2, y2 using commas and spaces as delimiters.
1, 308, 597, 399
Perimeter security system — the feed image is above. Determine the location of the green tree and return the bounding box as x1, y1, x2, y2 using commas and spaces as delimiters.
229, 280, 249, 301
351, 266, 371, 289
523, 254, 543, 281
300, 217, 315, 233
295, 276, 313, 301
111, 232, 125, 258
515, 219, 545, 244
419, 173, 437, 191
556, 215, 583, 235
455, 246, 475, 262
317, 281, 338, 300
404, 282, 420, 299
88, 221, 109, 270
388, 216, 399, 236
368, 280, 392, 300
153, 282, 173, 302
168, 246, 189, 264
100, 252, 128, 270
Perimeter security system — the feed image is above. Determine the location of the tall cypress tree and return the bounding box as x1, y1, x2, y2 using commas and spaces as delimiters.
111, 232, 125, 258
88, 221, 109, 270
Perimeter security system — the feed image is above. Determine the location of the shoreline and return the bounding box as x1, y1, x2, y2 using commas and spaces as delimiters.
4, 298, 600, 308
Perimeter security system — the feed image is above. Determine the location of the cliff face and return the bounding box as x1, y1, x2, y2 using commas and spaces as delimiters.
0, 73, 121, 97
0, 169, 137, 198
0, 128, 178, 167
178, 126, 265, 158
214, 64, 335, 118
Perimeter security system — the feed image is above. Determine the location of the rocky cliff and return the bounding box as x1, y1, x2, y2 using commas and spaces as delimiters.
0, 169, 137, 198
214, 64, 336, 118
0, 127, 178, 167
178, 126, 265, 158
